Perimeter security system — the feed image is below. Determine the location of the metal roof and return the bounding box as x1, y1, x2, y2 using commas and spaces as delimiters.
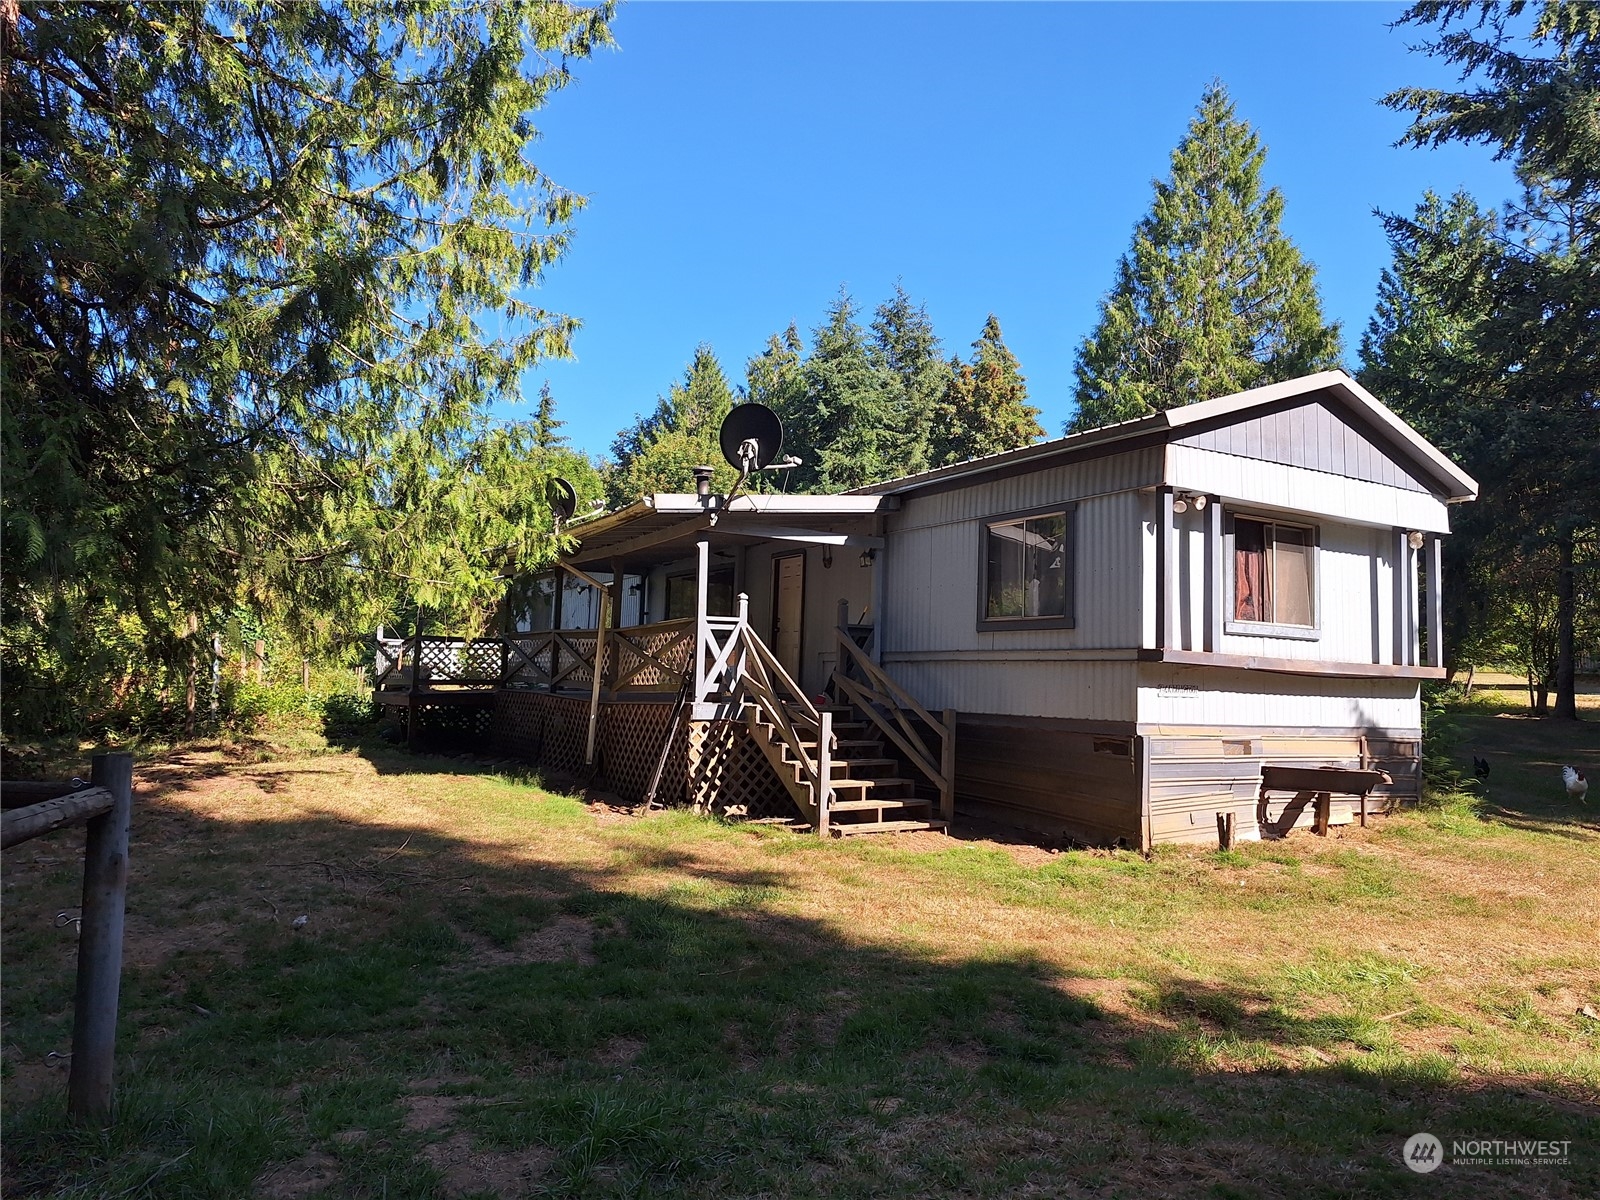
850, 370, 1479, 503
561, 493, 898, 569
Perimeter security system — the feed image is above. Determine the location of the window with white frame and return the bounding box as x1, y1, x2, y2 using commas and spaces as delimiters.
1228, 515, 1317, 634
981, 507, 1074, 628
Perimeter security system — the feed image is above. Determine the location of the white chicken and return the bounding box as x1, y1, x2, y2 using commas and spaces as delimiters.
1564, 766, 1588, 803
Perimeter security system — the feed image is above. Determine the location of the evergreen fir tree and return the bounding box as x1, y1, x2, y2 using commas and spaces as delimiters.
531, 381, 567, 452
1381, 0, 1600, 718
869, 285, 949, 476
744, 324, 807, 491
1069, 82, 1342, 432
791, 291, 895, 493
931, 315, 1044, 465
606, 346, 737, 504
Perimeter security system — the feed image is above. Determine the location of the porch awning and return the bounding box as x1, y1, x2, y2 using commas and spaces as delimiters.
561, 493, 899, 570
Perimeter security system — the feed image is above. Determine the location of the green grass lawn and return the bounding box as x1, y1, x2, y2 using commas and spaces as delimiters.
2, 706, 1596, 1198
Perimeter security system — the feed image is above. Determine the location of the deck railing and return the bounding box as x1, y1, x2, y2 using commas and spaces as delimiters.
377, 617, 696, 698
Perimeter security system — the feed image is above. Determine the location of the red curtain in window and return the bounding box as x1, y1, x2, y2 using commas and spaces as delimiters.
1234, 520, 1268, 621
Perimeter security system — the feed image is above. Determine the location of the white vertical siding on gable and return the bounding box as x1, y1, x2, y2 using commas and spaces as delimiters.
1168, 446, 1451, 533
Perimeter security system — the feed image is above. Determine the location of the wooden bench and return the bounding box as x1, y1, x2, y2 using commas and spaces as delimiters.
1256, 765, 1393, 838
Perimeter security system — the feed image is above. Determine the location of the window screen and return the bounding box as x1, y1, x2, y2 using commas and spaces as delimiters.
666, 568, 734, 620
985, 512, 1069, 620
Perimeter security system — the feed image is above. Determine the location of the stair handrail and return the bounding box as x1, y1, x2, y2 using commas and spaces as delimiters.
831, 602, 956, 824
727, 609, 835, 829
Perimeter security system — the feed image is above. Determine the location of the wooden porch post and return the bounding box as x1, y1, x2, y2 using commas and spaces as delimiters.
551, 566, 565, 632
606, 558, 625, 696
585, 589, 609, 767
407, 609, 424, 748
694, 532, 710, 702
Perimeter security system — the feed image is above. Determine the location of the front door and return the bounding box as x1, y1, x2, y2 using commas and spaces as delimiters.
771, 552, 805, 684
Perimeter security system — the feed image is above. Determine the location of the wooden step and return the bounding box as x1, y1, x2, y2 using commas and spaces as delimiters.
839, 757, 900, 777
830, 819, 949, 838
829, 796, 931, 813
826, 776, 916, 796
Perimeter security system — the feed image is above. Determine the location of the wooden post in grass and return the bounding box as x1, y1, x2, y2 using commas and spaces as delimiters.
68, 752, 133, 1125
1216, 811, 1235, 851
254, 638, 266, 683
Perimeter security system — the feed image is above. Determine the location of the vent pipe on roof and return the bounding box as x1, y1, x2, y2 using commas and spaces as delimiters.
691, 465, 714, 498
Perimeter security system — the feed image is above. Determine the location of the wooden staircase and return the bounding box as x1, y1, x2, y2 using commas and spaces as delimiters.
698, 599, 955, 838
744, 703, 947, 836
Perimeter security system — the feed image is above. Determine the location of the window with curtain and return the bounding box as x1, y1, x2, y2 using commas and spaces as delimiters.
982, 510, 1073, 625
1231, 517, 1315, 629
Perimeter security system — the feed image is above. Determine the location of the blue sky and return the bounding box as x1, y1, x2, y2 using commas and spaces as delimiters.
515, 1, 1518, 460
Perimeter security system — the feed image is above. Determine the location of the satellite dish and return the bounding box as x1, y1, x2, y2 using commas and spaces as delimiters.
719, 403, 783, 474
547, 477, 577, 523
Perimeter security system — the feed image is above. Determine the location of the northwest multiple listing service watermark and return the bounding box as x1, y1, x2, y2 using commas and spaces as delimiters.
1403, 1132, 1573, 1173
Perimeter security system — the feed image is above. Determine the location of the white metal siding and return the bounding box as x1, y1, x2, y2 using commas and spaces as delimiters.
1167, 446, 1452, 533
887, 658, 1140, 724
741, 541, 873, 696
1136, 663, 1421, 730
884, 448, 1160, 656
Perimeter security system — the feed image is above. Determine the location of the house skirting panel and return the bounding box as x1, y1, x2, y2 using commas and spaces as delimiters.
951, 712, 1420, 852
953, 714, 1144, 847
1141, 727, 1421, 848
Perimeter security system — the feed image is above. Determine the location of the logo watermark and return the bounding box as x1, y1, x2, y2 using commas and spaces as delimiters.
1403, 1133, 1443, 1173
1402, 1132, 1572, 1172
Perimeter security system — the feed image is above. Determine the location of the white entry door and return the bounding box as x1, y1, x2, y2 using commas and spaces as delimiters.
771, 552, 805, 684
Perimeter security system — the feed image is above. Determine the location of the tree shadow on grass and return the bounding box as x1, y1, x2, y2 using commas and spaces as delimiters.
2, 759, 1596, 1200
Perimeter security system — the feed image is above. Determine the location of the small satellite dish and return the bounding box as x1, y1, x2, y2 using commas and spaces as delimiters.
547, 477, 577, 523
719, 403, 784, 474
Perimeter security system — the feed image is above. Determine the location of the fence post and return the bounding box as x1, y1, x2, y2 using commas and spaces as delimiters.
302, 657, 311, 692
68, 752, 133, 1125
254, 638, 266, 684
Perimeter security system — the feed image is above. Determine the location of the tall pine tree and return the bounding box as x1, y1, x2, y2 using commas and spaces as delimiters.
931, 315, 1044, 465
869, 285, 949, 477
1381, 0, 1599, 718
606, 345, 737, 505
1069, 82, 1342, 432
789, 291, 895, 493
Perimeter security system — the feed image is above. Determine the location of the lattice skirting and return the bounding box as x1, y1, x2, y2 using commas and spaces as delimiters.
400, 700, 495, 751
490, 692, 792, 817
493, 691, 591, 776
686, 720, 793, 820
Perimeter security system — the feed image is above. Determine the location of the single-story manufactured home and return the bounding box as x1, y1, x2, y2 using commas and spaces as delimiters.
376, 369, 1477, 848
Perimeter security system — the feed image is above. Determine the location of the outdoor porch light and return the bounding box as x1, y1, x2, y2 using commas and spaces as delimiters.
1407, 530, 1426, 550
859, 548, 876, 568
1171, 491, 1208, 515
